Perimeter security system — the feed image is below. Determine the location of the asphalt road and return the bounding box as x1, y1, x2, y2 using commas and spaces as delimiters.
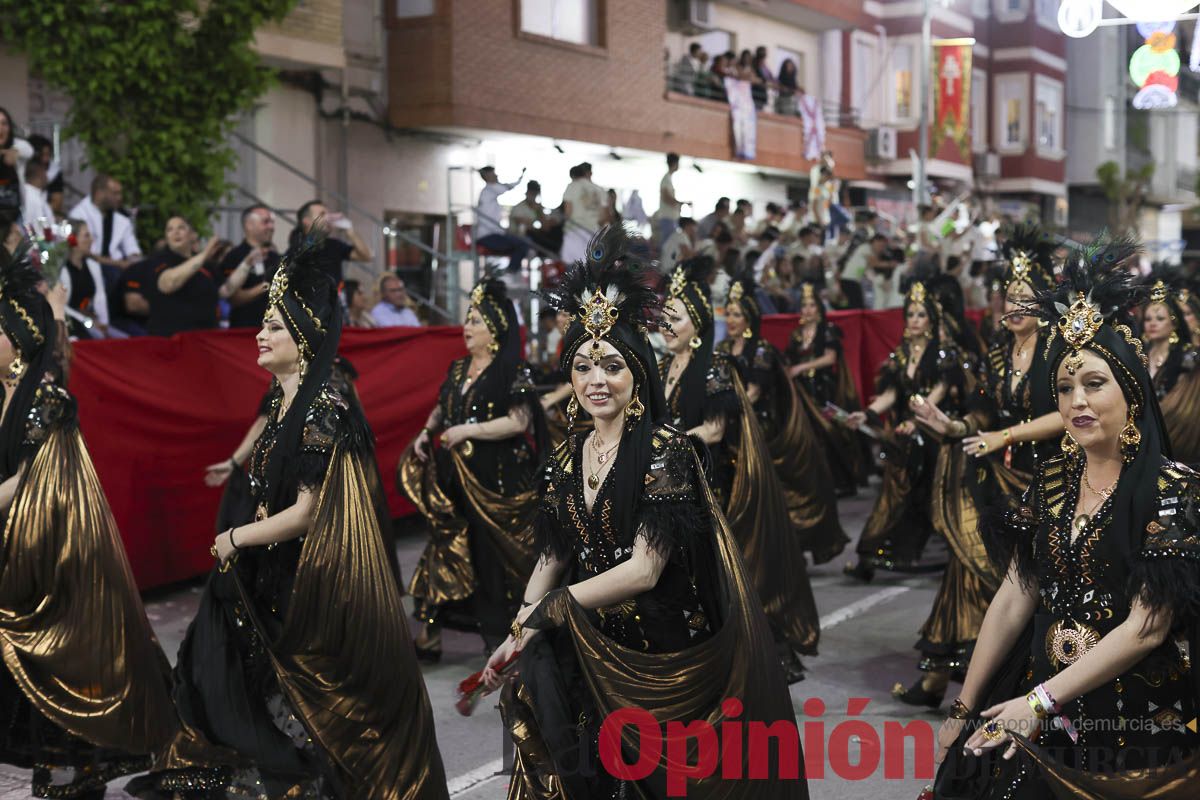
0, 481, 950, 800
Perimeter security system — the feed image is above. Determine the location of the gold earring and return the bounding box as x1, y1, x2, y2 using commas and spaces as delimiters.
488, 340, 499, 354
625, 396, 645, 423
1169, 330, 1180, 345
689, 336, 702, 350
297, 357, 308, 379
742, 327, 753, 340
566, 395, 579, 429
1120, 408, 1141, 462
1061, 432, 1079, 458
6, 354, 25, 383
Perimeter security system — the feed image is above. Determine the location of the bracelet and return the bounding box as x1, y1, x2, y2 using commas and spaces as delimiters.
1002, 428, 1013, 443
510, 618, 524, 643
1025, 691, 1050, 720
948, 698, 971, 719
229, 528, 240, 551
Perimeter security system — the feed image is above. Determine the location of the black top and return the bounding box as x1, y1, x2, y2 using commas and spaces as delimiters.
64, 259, 97, 314
111, 258, 157, 334
140, 249, 221, 337
786, 322, 844, 406
221, 241, 281, 329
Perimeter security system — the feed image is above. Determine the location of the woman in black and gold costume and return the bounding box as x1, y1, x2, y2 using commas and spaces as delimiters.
1177, 284, 1200, 346
934, 238, 1200, 800
400, 277, 546, 659
840, 272, 966, 581
662, 256, 819, 682
482, 226, 807, 800
898, 226, 1064, 708
142, 238, 447, 799
0, 245, 176, 799
785, 280, 867, 499
720, 271, 849, 565
1138, 268, 1200, 466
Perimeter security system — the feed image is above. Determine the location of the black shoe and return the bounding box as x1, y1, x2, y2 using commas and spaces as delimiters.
892, 679, 944, 709
843, 561, 875, 582
414, 632, 442, 664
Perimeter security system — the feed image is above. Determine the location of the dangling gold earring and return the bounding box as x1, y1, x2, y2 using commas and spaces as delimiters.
625, 396, 645, 426
1061, 432, 1080, 458
297, 357, 308, 380
1169, 330, 1180, 345
566, 395, 579, 429
689, 336, 702, 350
6, 354, 25, 383
1120, 407, 1141, 463
488, 340, 500, 355
742, 327, 753, 340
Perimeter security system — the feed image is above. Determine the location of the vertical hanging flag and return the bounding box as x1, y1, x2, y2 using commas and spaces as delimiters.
931, 38, 973, 158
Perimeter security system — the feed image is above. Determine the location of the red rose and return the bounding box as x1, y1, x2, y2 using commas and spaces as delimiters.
67, 234, 78, 248
42, 227, 53, 240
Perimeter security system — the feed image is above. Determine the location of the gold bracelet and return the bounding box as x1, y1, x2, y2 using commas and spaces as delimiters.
510, 619, 523, 643
948, 698, 971, 719
1025, 691, 1049, 720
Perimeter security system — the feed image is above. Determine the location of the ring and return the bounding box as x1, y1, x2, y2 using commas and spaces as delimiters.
981, 721, 1005, 741
978, 441, 988, 452
913, 395, 925, 406
209, 545, 219, 558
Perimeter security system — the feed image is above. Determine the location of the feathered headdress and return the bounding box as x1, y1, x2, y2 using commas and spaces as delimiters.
1000, 223, 1057, 293
540, 225, 661, 365
900, 258, 946, 325
726, 268, 762, 337
0, 241, 49, 356
468, 272, 514, 347
270, 231, 338, 361
1137, 263, 1187, 336
667, 255, 715, 335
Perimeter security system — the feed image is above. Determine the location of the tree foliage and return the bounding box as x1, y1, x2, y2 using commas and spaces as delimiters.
1096, 160, 1154, 237
0, 0, 296, 243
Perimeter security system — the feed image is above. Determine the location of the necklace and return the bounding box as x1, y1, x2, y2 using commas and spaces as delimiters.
1073, 468, 1118, 535
463, 361, 485, 385
666, 356, 689, 388
586, 432, 620, 490
1012, 333, 1036, 377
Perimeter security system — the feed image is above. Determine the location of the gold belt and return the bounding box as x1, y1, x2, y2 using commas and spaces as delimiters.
1046, 619, 1100, 669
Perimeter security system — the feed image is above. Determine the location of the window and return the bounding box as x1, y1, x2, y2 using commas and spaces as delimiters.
1103, 96, 1117, 150
971, 69, 988, 153
993, 0, 1029, 22
772, 46, 806, 91
395, 0, 434, 17
852, 33, 885, 127
520, 0, 599, 47
892, 43, 914, 121
993, 73, 1028, 153
1034, 75, 1063, 157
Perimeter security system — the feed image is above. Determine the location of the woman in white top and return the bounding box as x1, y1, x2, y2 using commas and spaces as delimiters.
58, 219, 110, 338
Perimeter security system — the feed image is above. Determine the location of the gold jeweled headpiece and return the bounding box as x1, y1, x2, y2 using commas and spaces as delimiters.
728, 281, 745, 304
578, 286, 622, 363
908, 281, 927, 305
1010, 251, 1032, 283
668, 266, 688, 299
266, 258, 326, 360
801, 283, 816, 304
1149, 280, 1168, 305
1055, 292, 1105, 350
471, 282, 485, 306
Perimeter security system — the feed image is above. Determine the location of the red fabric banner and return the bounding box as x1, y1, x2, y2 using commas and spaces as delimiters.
72, 327, 466, 590
931, 40, 973, 157
71, 310, 984, 589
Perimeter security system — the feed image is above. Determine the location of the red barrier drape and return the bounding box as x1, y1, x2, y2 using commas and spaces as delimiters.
71, 309, 984, 589
72, 327, 466, 589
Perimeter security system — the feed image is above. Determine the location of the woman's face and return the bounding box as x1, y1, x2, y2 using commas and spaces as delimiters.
571, 340, 635, 424
0, 112, 9, 146
165, 217, 192, 254
255, 308, 301, 376
725, 302, 747, 339
72, 224, 93, 256
905, 303, 931, 338
1003, 281, 1037, 335
350, 287, 367, 312
1056, 349, 1129, 455
463, 305, 494, 355
662, 298, 698, 355
1142, 302, 1173, 343
0, 331, 14, 374
800, 296, 820, 325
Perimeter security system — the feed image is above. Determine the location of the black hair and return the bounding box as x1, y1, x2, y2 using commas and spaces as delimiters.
715, 197, 730, 211
667, 152, 680, 168
527, 180, 541, 193
0, 107, 13, 149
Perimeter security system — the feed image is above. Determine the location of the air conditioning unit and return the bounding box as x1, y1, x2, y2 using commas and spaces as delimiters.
973, 151, 1001, 179
689, 0, 713, 29
865, 127, 897, 161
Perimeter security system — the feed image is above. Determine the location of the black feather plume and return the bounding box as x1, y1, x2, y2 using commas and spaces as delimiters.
0, 241, 45, 304
1025, 233, 1143, 327
1000, 222, 1057, 270
540, 224, 661, 332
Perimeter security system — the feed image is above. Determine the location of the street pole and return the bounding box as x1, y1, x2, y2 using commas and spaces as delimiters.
916, 0, 933, 210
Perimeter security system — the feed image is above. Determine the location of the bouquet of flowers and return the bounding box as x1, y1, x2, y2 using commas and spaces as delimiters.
454, 650, 521, 716
25, 217, 73, 289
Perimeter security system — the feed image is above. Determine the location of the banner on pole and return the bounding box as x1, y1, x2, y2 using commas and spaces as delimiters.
724, 77, 758, 160
931, 38, 973, 158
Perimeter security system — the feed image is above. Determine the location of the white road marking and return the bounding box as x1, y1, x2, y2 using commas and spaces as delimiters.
819, 586, 911, 630
448, 758, 505, 798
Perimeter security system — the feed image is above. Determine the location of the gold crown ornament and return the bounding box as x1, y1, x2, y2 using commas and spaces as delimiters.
908, 281, 927, 305
1149, 280, 1169, 305
727, 281, 745, 304
578, 286, 622, 362
1055, 292, 1104, 350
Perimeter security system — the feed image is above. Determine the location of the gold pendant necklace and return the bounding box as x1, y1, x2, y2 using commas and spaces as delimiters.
587, 432, 619, 489
1074, 469, 1118, 535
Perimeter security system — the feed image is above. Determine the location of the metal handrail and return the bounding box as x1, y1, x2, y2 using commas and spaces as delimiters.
228, 132, 458, 320
469, 206, 562, 263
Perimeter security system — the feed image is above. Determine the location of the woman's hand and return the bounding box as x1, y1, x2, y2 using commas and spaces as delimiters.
895, 420, 917, 437
963, 696, 1040, 760
843, 411, 867, 429
1, 149, 16, 168
43, 283, 68, 322
204, 459, 234, 487
935, 718, 966, 765
413, 429, 432, 462
440, 424, 473, 449
213, 529, 238, 563
910, 396, 952, 436
482, 636, 520, 691
963, 430, 1005, 458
